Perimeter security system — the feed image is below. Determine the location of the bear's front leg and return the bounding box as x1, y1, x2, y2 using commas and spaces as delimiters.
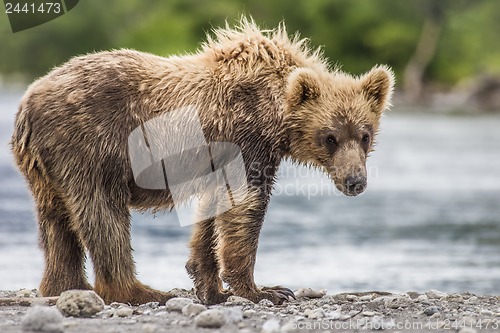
214, 187, 295, 305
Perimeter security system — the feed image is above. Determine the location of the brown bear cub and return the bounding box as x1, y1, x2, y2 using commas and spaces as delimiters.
11, 18, 393, 305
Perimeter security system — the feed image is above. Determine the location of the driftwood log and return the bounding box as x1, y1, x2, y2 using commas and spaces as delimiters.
0, 296, 59, 307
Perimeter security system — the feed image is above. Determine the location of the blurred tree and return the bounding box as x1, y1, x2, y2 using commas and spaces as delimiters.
403, 0, 446, 103
403, 0, 484, 102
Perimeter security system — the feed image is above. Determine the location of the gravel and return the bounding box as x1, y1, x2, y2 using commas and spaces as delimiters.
0, 289, 499, 332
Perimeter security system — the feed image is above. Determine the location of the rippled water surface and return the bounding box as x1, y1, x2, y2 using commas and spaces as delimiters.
1, 90, 499, 294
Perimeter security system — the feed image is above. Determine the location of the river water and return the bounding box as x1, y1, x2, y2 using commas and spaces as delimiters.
1, 90, 499, 295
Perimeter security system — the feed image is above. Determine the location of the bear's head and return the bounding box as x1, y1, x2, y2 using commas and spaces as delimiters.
285, 65, 394, 196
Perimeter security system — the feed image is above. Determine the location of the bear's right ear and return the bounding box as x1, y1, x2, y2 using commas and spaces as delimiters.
360, 65, 395, 115
285, 68, 321, 108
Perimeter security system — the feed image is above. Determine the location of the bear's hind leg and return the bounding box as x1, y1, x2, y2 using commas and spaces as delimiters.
34, 182, 92, 296
71, 195, 173, 305
186, 216, 231, 305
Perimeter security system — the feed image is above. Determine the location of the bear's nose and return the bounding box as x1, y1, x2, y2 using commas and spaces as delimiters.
344, 175, 367, 196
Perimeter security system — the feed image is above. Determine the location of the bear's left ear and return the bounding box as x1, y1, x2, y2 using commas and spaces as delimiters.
285, 68, 321, 109
361, 65, 395, 115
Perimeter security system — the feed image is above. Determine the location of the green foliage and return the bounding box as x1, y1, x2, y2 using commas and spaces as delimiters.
0, 0, 499, 85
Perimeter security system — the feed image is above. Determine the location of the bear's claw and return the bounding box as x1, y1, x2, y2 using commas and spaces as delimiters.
262, 286, 296, 301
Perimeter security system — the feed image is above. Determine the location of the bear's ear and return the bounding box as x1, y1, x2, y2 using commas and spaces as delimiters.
361, 65, 395, 115
286, 68, 321, 108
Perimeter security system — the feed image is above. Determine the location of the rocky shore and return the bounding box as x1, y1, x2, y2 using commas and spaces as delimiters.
1, 288, 499, 333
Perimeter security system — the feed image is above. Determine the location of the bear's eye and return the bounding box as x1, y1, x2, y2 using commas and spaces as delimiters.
361, 134, 370, 144
325, 135, 337, 146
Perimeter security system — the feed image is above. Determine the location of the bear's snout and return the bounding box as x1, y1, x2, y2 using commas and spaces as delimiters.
344, 174, 367, 196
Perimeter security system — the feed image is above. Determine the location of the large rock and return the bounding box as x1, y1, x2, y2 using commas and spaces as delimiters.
21, 306, 64, 333
56, 290, 105, 317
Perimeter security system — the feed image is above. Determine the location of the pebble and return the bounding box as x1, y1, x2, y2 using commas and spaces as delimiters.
467, 296, 479, 303
443, 294, 464, 303
21, 306, 64, 333
56, 290, 105, 317
178, 320, 189, 326
345, 294, 358, 302
138, 302, 159, 310
416, 294, 429, 303
168, 288, 193, 298
294, 288, 326, 299
165, 298, 193, 312
224, 307, 244, 323
194, 309, 226, 328
153, 311, 167, 317
243, 309, 257, 318
239, 329, 254, 333
386, 296, 411, 309
258, 299, 274, 307
406, 291, 420, 299
109, 302, 128, 308
325, 311, 350, 320
96, 307, 114, 318
16, 289, 36, 298
303, 308, 324, 319
114, 306, 133, 318
480, 309, 493, 316
280, 321, 296, 333
372, 295, 393, 304
226, 295, 253, 304
181, 303, 206, 317
362, 311, 376, 317
359, 294, 374, 302
423, 306, 441, 316
261, 318, 280, 333
426, 289, 448, 299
